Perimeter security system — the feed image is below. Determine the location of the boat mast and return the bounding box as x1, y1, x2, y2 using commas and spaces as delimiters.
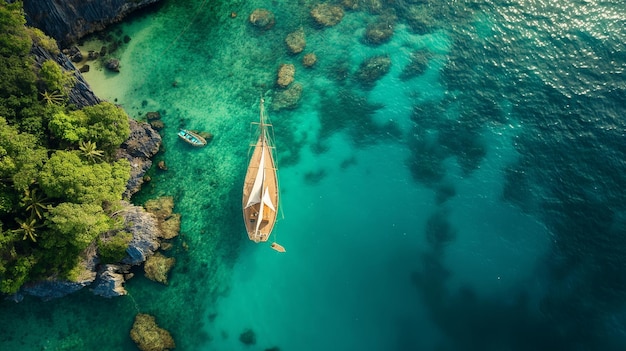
259, 97, 266, 143
256, 97, 267, 240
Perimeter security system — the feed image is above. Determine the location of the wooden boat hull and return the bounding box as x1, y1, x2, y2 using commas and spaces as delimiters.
178, 129, 207, 147
242, 136, 279, 242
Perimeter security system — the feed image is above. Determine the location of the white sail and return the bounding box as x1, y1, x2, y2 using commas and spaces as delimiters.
262, 186, 276, 212
244, 142, 266, 208
255, 188, 265, 234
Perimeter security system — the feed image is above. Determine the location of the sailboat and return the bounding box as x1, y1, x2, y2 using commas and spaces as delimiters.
242, 98, 280, 244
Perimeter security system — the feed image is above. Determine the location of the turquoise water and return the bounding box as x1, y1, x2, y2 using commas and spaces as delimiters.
2, 0, 626, 350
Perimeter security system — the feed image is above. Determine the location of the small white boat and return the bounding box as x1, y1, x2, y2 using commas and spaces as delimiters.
178, 129, 207, 147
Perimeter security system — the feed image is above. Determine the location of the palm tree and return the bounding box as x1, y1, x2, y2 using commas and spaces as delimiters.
41, 90, 65, 105
78, 140, 104, 163
14, 217, 41, 242
21, 188, 50, 219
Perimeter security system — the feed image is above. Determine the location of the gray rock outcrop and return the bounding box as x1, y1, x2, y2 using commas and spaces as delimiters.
16, 202, 162, 300
22, 0, 163, 47
18, 242, 99, 301
117, 119, 162, 198
31, 44, 101, 108
121, 203, 161, 265
91, 264, 129, 297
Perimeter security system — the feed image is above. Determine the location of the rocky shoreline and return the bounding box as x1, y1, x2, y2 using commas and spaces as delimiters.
22, 0, 163, 48
8, 0, 172, 302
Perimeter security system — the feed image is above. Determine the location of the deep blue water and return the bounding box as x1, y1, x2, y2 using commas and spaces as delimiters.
1, 0, 625, 350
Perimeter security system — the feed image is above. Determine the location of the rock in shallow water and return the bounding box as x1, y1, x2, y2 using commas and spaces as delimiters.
105, 58, 120, 72
311, 4, 344, 27
285, 27, 306, 54
144, 253, 176, 285
354, 55, 392, 88
121, 203, 161, 265
91, 264, 129, 297
277, 63, 296, 87
272, 83, 303, 111
303, 52, 317, 67
249, 8, 275, 30
130, 313, 176, 351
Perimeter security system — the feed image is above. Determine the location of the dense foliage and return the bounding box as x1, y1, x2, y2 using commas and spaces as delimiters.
0, 2, 132, 294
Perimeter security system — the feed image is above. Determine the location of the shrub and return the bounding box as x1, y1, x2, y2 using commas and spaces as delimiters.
98, 231, 133, 263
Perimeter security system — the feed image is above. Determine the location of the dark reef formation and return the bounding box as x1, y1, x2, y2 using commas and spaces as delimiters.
22, 0, 162, 47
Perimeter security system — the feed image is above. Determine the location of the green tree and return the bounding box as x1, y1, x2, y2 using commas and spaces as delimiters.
0, 117, 48, 192
0, 2, 31, 57
78, 140, 104, 163
0, 254, 37, 294
45, 202, 113, 252
0, 3, 41, 133
48, 102, 130, 156
98, 231, 133, 263
82, 102, 131, 155
38, 150, 130, 205
48, 109, 88, 143
21, 188, 50, 219
26, 27, 59, 55
39, 60, 65, 95
14, 217, 41, 242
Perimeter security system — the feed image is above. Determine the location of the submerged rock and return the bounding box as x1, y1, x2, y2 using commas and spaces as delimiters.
399, 49, 432, 80
249, 9, 275, 30
105, 58, 120, 72
272, 83, 303, 111
354, 55, 392, 88
239, 328, 256, 345
365, 15, 396, 45
285, 27, 306, 54
311, 4, 344, 27
150, 120, 164, 130
159, 213, 181, 240
302, 53, 317, 68
277, 63, 296, 88
144, 196, 174, 220
130, 313, 176, 351
145, 196, 181, 240
144, 253, 176, 285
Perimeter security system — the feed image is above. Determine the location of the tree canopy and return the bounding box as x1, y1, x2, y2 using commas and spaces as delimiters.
38, 150, 130, 205
0, 2, 135, 294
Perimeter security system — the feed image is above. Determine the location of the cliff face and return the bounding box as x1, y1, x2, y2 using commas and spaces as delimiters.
31, 44, 101, 108
22, 0, 162, 47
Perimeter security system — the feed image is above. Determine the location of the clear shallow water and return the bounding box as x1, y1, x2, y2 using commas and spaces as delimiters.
2, 0, 626, 350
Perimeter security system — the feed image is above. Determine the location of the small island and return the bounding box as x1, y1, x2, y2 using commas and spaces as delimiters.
0, 2, 164, 300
